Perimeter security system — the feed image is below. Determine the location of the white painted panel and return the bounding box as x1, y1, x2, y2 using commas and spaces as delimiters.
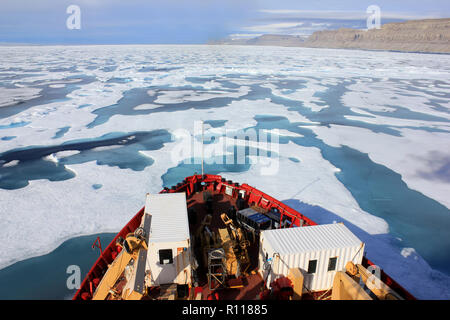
146, 240, 191, 286
259, 223, 365, 292
144, 192, 190, 243
144, 192, 191, 286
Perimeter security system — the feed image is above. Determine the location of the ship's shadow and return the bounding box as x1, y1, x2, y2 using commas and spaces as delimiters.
282, 199, 383, 244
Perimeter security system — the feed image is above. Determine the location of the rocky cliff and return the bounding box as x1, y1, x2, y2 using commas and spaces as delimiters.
210, 34, 305, 46
211, 19, 450, 53
303, 18, 450, 53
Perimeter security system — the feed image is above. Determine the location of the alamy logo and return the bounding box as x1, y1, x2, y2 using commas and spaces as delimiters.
170, 121, 280, 176
66, 5, 81, 30
366, 264, 382, 289
367, 5, 381, 30
66, 265, 81, 290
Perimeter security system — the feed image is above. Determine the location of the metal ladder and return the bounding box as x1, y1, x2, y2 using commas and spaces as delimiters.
207, 248, 227, 290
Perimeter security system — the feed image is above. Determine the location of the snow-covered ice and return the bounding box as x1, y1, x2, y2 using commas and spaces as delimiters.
0, 45, 449, 299
0, 87, 42, 108
311, 125, 450, 209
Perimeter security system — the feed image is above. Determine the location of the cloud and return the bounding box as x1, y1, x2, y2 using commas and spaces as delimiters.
258, 9, 444, 20
242, 22, 305, 34
231, 7, 446, 39
237, 19, 364, 37
228, 33, 263, 40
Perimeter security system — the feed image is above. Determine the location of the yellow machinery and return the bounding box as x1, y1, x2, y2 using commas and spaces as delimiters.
331, 271, 372, 300
219, 213, 251, 275
287, 268, 304, 300
331, 262, 404, 300
92, 231, 148, 300
92, 212, 152, 301
217, 228, 239, 276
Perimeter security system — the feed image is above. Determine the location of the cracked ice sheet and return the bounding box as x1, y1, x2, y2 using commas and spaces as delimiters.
344, 113, 450, 129
311, 124, 450, 209
0, 98, 312, 154
0, 82, 125, 153
0, 98, 315, 267
261, 79, 330, 112
95, 98, 313, 137
342, 79, 450, 120
221, 141, 388, 235
216, 141, 450, 299
0, 139, 388, 270
220, 142, 450, 299
1, 45, 450, 299
0, 155, 174, 270
153, 86, 250, 104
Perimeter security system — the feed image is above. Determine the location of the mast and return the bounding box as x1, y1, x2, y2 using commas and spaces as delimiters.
201, 120, 204, 177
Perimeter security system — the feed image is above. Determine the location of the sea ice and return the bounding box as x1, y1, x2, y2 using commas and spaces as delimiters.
0, 87, 42, 107
0, 45, 449, 299
311, 125, 450, 209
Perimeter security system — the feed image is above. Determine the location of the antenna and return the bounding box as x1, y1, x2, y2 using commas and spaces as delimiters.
201, 120, 204, 177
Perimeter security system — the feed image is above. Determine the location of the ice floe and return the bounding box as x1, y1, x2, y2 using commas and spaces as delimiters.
0, 87, 41, 108
311, 125, 450, 209
0, 45, 449, 299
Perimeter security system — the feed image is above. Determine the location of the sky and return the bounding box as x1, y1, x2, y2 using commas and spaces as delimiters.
0, 0, 449, 44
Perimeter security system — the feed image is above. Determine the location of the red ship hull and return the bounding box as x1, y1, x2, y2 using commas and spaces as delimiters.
73, 174, 416, 300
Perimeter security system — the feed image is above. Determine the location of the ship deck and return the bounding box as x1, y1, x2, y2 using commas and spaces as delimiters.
185, 188, 329, 300
73, 174, 416, 301
186, 189, 264, 300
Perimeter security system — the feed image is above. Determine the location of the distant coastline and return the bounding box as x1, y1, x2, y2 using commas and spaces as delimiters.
1, 18, 449, 54
210, 18, 450, 54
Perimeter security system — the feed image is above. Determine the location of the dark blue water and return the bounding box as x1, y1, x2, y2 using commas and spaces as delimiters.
0, 75, 97, 119
0, 121, 31, 130
1, 136, 16, 141
0, 130, 172, 189
52, 126, 70, 139
0, 233, 115, 300
86, 82, 251, 128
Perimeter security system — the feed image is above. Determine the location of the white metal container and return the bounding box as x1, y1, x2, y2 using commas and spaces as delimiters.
259, 223, 365, 293
144, 192, 192, 286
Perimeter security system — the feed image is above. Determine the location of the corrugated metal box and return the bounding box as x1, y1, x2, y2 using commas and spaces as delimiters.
144, 193, 192, 286
259, 223, 364, 293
